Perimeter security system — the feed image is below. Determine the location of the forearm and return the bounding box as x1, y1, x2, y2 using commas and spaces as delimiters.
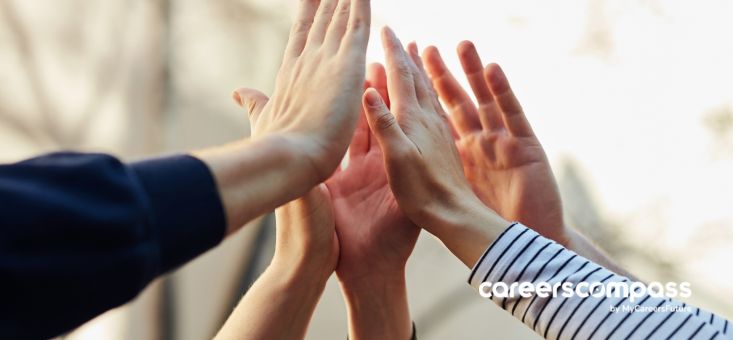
0, 153, 226, 339
468, 223, 730, 340
215, 264, 328, 340
425, 199, 511, 268
193, 135, 320, 235
566, 228, 637, 280
340, 273, 413, 340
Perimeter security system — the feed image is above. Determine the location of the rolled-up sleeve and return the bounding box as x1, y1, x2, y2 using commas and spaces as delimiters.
0, 152, 226, 339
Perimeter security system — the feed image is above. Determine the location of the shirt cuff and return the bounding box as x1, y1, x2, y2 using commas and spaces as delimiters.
467, 222, 521, 288
129, 154, 226, 274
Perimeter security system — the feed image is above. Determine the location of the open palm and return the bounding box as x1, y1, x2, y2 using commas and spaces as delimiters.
326, 67, 420, 282
423, 42, 567, 245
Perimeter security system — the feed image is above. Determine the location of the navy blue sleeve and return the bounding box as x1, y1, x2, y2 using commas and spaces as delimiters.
0, 152, 226, 339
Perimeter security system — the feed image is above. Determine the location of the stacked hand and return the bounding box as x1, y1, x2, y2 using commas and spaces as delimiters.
215, 0, 607, 336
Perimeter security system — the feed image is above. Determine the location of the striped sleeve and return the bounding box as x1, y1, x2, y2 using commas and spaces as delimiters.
468, 223, 732, 340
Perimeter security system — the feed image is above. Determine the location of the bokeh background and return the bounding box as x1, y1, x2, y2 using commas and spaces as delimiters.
1, 0, 732, 339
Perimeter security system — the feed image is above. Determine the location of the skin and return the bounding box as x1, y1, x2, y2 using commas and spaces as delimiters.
215, 185, 338, 340
421, 42, 630, 276
212, 0, 373, 338
231, 63, 418, 340
423, 42, 566, 244
361, 27, 511, 268
193, 0, 371, 236
326, 63, 419, 340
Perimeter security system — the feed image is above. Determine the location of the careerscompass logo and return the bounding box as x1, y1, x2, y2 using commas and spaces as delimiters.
478, 280, 692, 308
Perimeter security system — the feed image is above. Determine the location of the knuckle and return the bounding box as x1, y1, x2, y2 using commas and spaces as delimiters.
320, 2, 338, 16
347, 17, 365, 31
395, 64, 413, 80
337, 2, 350, 15
292, 20, 313, 34
374, 111, 397, 131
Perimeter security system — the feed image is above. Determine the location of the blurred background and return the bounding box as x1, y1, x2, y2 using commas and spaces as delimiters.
1, 0, 732, 339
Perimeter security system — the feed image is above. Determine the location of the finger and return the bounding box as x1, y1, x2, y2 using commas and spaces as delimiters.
232, 88, 269, 121
366, 63, 387, 151
485, 63, 535, 137
323, 0, 351, 51
381, 26, 419, 112
304, 0, 339, 49
457, 41, 503, 131
362, 88, 411, 159
367, 63, 390, 107
283, 0, 321, 59
340, 0, 371, 53
349, 106, 370, 158
423, 46, 481, 136
407, 42, 437, 109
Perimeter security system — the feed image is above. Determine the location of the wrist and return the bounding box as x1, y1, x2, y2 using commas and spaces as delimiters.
340, 272, 412, 340
192, 135, 321, 235
339, 269, 407, 296
427, 196, 511, 268
269, 257, 332, 290
251, 134, 325, 187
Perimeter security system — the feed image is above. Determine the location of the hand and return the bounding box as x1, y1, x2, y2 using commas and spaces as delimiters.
272, 184, 339, 282
198, 0, 371, 235
235, 0, 371, 184
216, 185, 338, 340
216, 84, 340, 340
361, 27, 509, 267
327, 64, 420, 283
231, 81, 339, 282
422, 41, 567, 245
326, 64, 418, 340
421, 42, 631, 276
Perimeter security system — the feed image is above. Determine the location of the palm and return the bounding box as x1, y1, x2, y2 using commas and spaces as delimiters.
326, 129, 420, 281
457, 130, 565, 241
308, 184, 341, 271
422, 43, 566, 243
274, 183, 340, 273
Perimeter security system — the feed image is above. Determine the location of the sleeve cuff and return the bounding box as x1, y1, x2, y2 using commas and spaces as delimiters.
129, 154, 226, 274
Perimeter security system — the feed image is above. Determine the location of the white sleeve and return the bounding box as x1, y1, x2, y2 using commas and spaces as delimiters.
468, 223, 731, 340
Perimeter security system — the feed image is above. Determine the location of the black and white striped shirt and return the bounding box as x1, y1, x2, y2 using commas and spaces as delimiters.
469, 223, 732, 340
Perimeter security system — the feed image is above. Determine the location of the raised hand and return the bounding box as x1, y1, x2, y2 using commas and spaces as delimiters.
217, 78, 339, 340
325, 64, 419, 340
422, 41, 567, 245
361, 27, 510, 267
328, 64, 420, 283
199, 0, 371, 235
235, 0, 372, 184
420, 42, 631, 275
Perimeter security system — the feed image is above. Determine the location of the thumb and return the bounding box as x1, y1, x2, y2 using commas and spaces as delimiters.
362, 88, 410, 157
232, 88, 269, 121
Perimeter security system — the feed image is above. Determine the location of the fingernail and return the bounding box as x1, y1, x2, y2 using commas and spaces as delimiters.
487, 64, 509, 92
232, 91, 243, 107
408, 42, 419, 57
365, 88, 382, 106
383, 26, 400, 44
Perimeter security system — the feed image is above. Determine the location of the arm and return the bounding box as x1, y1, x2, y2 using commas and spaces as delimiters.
0, 0, 372, 337
0, 153, 225, 339
195, 0, 372, 235
215, 186, 337, 340
340, 275, 413, 340
421, 42, 631, 278
326, 63, 418, 340
363, 29, 731, 340
467, 222, 732, 340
